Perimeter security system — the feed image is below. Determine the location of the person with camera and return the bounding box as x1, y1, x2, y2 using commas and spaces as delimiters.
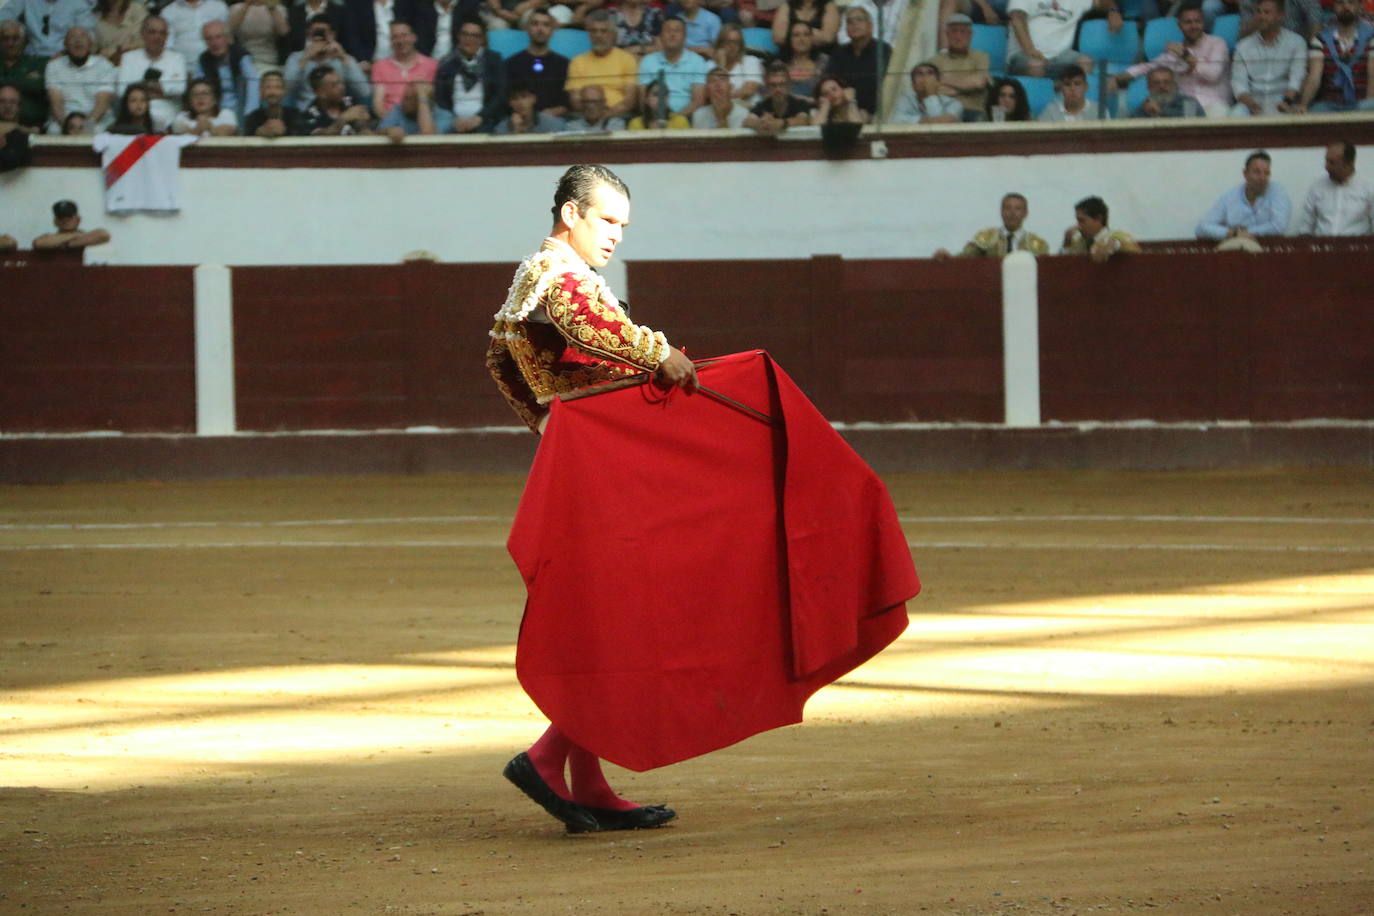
115, 16, 189, 131
281, 13, 369, 106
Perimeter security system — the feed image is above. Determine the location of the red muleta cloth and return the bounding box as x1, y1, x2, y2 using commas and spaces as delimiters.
507, 350, 920, 771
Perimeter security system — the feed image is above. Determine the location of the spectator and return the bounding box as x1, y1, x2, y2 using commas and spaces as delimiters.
1298, 140, 1374, 235
1061, 195, 1141, 262
838, 0, 908, 48
505, 10, 570, 115
1237, 0, 1321, 41
771, 0, 839, 50
823, 6, 888, 116
986, 74, 1031, 119
0, 0, 97, 60
492, 79, 563, 131
108, 82, 156, 132
1230, 0, 1308, 115
341, 0, 419, 65
567, 11, 638, 117
1131, 66, 1204, 116
691, 65, 749, 125
116, 16, 189, 132
638, 16, 707, 118
173, 76, 239, 132
1037, 63, 1099, 119
412, 0, 461, 59
744, 60, 813, 132
561, 83, 625, 130
934, 192, 1051, 258
1195, 150, 1291, 242
282, 15, 369, 107
197, 20, 260, 120
163, 0, 231, 63
435, 17, 504, 131
381, 76, 453, 132
1113, 3, 1231, 117
0, 84, 35, 171
626, 78, 690, 127
302, 63, 376, 131
372, 19, 437, 115
1007, 0, 1118, 79
244, 69, 307, 133
1299, 0, 1374, 114
287, 0, 346, 54
892, 61, 962, 122
46, 27, 117, 134
32, 200, 111, 250
939, 0, 1008, 28
680, 0, 722, 57
813, 72, 865, 122
777, 20, 827, 98
480, 0, 537, 33
712, 22, 761, 103
932, 14, 990, 120
613, 0, 663, 59
62, 111, 87, 132
227, 0, 289, 72
0, 21, 47, 130
94, 0, 150, 66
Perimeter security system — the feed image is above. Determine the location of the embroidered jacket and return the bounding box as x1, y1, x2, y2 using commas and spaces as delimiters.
959, 226, 1051, 257
1061, 227, 1142, 256
486, 237, 671, 432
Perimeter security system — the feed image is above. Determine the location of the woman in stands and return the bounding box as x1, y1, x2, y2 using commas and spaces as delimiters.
713, 23, 763, 104
986, 77, 1031, 121
771, 0, 839, 49
777, 20, 827, 98
109, 84, 156, 133
227, 0, 289, 73
613, 0, 664, 58
94, 0, 148, 65
627, 80, 691, 129
172, 78, 240, 136
814, 73, 867, 123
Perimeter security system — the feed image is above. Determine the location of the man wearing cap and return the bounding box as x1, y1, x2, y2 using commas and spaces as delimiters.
32, 200, 111, 250
932, 14, 991, 119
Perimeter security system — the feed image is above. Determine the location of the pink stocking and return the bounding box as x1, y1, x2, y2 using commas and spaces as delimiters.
526, 724, 573, 799
568, 746, 639, 811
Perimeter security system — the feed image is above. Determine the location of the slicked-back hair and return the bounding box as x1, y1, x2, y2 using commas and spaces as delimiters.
1002, 192, 1028, 207
1244, 150, 1271, 170
552, 164, 630, 224
1333, 140, 1356, 163
1075, 195, 1109, 225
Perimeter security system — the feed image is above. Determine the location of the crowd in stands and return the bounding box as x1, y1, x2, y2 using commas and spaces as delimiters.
1, 0, 1370, 142
927, 140, 1372, 261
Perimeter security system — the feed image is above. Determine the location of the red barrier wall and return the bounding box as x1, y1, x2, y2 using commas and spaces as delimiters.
1, 266, 196, 432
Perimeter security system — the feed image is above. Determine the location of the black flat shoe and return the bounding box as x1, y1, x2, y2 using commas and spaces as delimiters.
503, 753, 599, 832
566, 804, 677, 834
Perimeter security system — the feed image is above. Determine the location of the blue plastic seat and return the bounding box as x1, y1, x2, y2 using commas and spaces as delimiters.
1111, 77, 1150, 117
549, 29, 592, 58
1078, 19, 1141, 66
1212, 14, 1240, 50
742, 27, 777, 54
1013, 75, 1056, 116
487, 30, 530, 59
970, 23, 1008, 68
1142, 17, 1183, 59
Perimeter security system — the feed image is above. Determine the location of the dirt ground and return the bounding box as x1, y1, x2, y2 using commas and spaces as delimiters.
2, 468, 1372, 916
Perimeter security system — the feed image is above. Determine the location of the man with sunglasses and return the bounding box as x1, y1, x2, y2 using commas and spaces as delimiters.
0, 0, 96, 60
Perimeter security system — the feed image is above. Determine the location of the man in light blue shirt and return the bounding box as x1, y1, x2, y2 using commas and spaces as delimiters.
892, 61, 962, 124
1196, 150, 1292, 241
679, 0, 720, 57
0, 0, 96, 59
638, 16, 706, 118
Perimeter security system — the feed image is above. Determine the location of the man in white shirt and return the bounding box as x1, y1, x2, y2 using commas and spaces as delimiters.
1008, 0, 1119, 79
115, 16, 190, 132
45, 27, 116, 133
1037, 63, 1101, 120
1298, 140, 1374, 236
1230, 0, 1308, 115
162, 0, 231, 63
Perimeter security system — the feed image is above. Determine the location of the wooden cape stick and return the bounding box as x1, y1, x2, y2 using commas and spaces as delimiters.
556, 359, 779, 428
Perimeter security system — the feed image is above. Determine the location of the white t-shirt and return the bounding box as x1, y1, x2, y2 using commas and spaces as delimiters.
45, 55, 118, 128
373, 0, 396, 60
1008, 0, 1094, 59
93, 133, 200, 213
171, 107, 239, 134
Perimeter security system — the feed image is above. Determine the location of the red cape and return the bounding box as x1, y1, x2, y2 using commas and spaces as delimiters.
508, 350, 920, 771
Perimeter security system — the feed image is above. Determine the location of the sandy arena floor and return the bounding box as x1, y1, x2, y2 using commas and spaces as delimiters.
2, 468, 1372, 915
